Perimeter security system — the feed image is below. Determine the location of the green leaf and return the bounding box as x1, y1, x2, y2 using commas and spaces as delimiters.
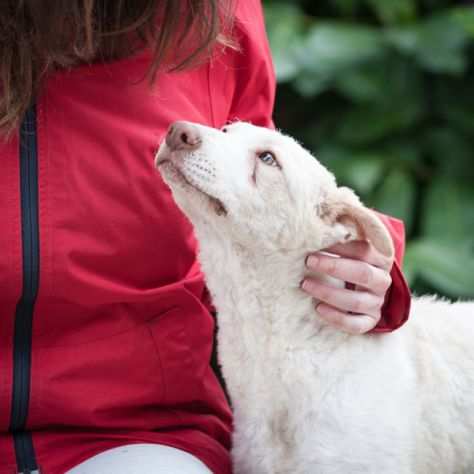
291, 22, 385, 96
334, 63, 388, 103
380, 141, 422, 167
370, 169, 416, 235
342, 158, 385, 195
435, 78, 474, 134
422, 128, 474, 180
405, 240, 474, 297
366, 0, 417, 25
453, 6, 474, 37
332, 58, 424, 145
293, 72, 331, 97
421, 178, 474, 243
335, 99, 423, 145
333, 0, 362, 16
335, 56, 422, 105
316, 144, 386, 196
264, 3, 306, 82
386, 11, 470, 74
300, 23, 384, 74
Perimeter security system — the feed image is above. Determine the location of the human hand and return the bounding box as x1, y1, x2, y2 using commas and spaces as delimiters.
301, 240, 394, 334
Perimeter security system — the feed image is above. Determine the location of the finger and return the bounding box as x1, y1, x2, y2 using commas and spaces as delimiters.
315, 302, 379, 334
306, 253, 392, 296
320, 240, 393, 271
302, 279, 384, 317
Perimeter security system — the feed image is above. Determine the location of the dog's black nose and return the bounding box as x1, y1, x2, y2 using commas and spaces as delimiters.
166, 121, 202, 151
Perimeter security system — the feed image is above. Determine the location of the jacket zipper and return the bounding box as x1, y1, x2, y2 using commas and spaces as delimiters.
9, 105, 40, 473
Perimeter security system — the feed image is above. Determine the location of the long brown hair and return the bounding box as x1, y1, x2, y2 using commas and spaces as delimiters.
0, 0, 232, 135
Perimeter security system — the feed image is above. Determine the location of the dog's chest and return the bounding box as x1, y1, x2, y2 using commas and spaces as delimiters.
229, 334, 419, 474
230, 348, 342, 473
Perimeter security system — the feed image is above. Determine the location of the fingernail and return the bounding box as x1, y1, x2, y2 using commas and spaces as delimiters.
306, 255, 318, 268
300, 279, 309, 291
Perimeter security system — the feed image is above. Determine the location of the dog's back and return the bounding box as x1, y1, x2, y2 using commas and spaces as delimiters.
406, 297, 474, 473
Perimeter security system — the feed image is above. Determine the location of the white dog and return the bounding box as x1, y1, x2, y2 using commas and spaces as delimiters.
155, 121, 474, 474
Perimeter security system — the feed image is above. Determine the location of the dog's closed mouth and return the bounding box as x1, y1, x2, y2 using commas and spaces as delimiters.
159, 159, 227, 216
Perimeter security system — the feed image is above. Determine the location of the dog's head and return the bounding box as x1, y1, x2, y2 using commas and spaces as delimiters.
155, 121, 394, 259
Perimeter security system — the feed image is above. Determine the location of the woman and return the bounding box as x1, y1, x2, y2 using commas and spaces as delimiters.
0, 1, 410, 473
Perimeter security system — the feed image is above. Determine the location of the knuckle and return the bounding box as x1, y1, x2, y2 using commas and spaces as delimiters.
326, 257, 339, 275
354, 322, 368, 335
359, 265, 374, 286
375, 272, 392, 294
351, 296, 364, 314
365, 297, 383, 318
380, 255, 394, 271
360, 317, 376, 334
319, 287, 332, 302
373, 298, 384, 313
332, 315, 351, 332
306, 280, 326, 299
347, 318, 367, 335
382, 273, 392, 291
318, 255, 338, 275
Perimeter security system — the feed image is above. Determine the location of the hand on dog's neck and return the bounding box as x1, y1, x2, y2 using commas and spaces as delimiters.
196, 228, 349, 350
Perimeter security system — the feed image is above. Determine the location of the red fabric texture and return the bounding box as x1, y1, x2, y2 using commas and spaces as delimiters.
371, 213, 411, 333
0, 0, 409, 472
0, 1, 274, 473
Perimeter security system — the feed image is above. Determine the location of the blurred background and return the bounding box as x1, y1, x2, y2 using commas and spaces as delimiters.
263, 0, 474, 299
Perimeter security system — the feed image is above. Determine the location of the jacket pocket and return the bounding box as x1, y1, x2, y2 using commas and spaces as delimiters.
31, 318, 168, 430
30, 291, 215, 430
146, 290, 215, 405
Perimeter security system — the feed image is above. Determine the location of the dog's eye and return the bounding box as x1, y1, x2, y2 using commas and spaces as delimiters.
258, 151, 278, 167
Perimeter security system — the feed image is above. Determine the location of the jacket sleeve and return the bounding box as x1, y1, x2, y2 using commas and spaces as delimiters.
222, 0, 276, 127
370, 212, 411, 332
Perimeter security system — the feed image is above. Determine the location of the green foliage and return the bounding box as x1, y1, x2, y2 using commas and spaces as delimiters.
264, 0, 474, 298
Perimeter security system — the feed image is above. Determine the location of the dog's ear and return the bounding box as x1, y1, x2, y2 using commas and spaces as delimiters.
318, 187, 394, 260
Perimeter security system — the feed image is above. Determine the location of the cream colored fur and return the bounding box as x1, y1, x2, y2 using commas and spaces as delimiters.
155, 122, 474, 474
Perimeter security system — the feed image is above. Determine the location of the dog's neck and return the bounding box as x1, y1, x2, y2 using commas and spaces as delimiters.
195, 227, 348, 351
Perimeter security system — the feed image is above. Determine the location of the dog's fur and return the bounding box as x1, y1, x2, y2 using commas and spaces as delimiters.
155, 122, 474, 474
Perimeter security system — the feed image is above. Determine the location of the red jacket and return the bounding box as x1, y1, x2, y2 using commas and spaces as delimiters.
0, 1, 410, 473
